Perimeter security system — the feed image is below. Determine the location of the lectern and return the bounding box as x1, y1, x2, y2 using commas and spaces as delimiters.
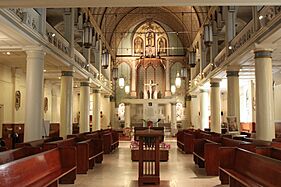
135, 129, 164, 185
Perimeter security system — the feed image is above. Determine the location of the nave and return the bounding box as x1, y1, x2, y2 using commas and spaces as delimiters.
62, 141, 223, 187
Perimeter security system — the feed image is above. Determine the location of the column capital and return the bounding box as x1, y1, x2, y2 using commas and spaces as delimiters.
25, 49, 45, 59
92, 89, 101, 93
191, 95, 197, 99
185, 95, 192, 101
171, 102, 177, 106
80, 82, 90, 87
254, 49, 273, 59
226, 71, 239, 77
200, 88, 208, 93
61, 71, 73, 77
104, 95, 111, 98
210, 78, 221, 87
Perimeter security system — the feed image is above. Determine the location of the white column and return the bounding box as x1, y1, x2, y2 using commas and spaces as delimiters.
24, 50, 45, 141
171, 102, 177, 134
165, 103, 171, 123
124, 103, 131, 128
93, 89, 101, 130
226, 70, 240, 131
60, 71, 73, 138
185, 95, 192, 128
251, 80, 256, 123
110, 96, 117, 128
165, 61, 171, 97
79, 82, 90, 133
190, 95, 199, 129
64, 8, 75, 57
51, 85, 60, 123
130, 61, 137, 97
210, 79, 221, 133
200, 89, 209, 130
226, 6, 236, 42
254, 49, 275, 141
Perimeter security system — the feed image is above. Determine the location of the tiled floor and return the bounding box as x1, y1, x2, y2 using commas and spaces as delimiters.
61, 140, 227, 187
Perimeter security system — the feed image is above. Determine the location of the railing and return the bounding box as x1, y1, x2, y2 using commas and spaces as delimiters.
8, 8, 40, 33
46, 23, 70, 56
214, 47, 226, 67
229, 20, 255, 56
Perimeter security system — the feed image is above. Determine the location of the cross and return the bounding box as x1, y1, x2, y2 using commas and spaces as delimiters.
144, 80, 158, 99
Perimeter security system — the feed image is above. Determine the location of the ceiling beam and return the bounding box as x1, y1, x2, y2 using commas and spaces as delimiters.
0, 0, 281, 8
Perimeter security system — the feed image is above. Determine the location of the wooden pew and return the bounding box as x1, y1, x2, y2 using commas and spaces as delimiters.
219, 147, 281, 186
43, 137, 91, 174
0, 147, 76, 186
111, 130, 119, 151
0, 146, 41, 165
176, 130, 184, 151
256, 146, 281, 161
193, 137, 255, 176
16, 136, 63, 148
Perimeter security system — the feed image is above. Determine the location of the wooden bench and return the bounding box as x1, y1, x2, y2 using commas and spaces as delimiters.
16, 136, 63, 148
219, 147, 281, 186
111, 130, 119, 151
176, 130, 184, 151
193, 137, 255, 176
0, 147, 76, 186
0, 146, 42, 165
256, 146, 281, 161
43, 137, 90, 174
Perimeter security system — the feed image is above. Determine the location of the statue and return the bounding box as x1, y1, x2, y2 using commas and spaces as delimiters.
134, 37, 143, 54
158, 37, 166, 53
144, 80, 158, 99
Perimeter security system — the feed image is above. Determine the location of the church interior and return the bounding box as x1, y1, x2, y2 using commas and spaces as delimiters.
0, 1, 281, 186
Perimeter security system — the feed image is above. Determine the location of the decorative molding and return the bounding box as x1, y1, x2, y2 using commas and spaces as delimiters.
226, 71, 239, 77
210, 82, 220, 87
80, 82, 90, 87
61, 71, 73, 76
254, 49, 273, 59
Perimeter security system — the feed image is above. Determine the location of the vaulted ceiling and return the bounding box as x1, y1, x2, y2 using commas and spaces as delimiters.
47, 6, 209, 52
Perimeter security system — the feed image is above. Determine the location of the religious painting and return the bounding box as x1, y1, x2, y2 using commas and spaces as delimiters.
145, 31, 155, 47
134, 37, 144, 54
15, 90, 21, 111
227, 116, 238, 132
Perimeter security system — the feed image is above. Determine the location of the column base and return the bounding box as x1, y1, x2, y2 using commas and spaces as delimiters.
130, 91, 137, 98
165, 91, 171, 97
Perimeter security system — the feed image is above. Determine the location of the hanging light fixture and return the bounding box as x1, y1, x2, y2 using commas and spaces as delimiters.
180, 67, 187, 78
203, 23, 213, 46
189, 50, 196, 68
175, 72, 181, 88
125, 85, 130, 94
171, 85, 176, 95
102, 49, 109, 69
112, 67, 118, 80
118, 77, 125, 89
83, 21, 93, 48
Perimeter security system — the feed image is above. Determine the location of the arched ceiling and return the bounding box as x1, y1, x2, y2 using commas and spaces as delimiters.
90, 6, 208, 51
46, 6, 209, 53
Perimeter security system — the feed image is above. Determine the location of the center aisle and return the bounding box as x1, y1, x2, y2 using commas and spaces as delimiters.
61, 140, 225, 187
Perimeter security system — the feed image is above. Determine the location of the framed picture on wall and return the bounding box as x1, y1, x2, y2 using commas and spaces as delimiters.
227, 116, 238, 132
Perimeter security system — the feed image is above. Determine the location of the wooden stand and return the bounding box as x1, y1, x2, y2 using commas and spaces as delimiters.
135, 129, 163, 185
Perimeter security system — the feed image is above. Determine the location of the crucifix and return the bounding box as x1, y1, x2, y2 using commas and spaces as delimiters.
144, 80, 158, 99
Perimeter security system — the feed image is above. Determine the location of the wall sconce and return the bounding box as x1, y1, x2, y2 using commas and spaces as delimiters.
204, 24, 213, 46
175, 72, 181, 88
171, 85, 176, 94
125, 85, 130, 94
102, 49, 109, 69
83, 22, 93, 48
118, 77, 125, 89
189, 50, 196, 68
